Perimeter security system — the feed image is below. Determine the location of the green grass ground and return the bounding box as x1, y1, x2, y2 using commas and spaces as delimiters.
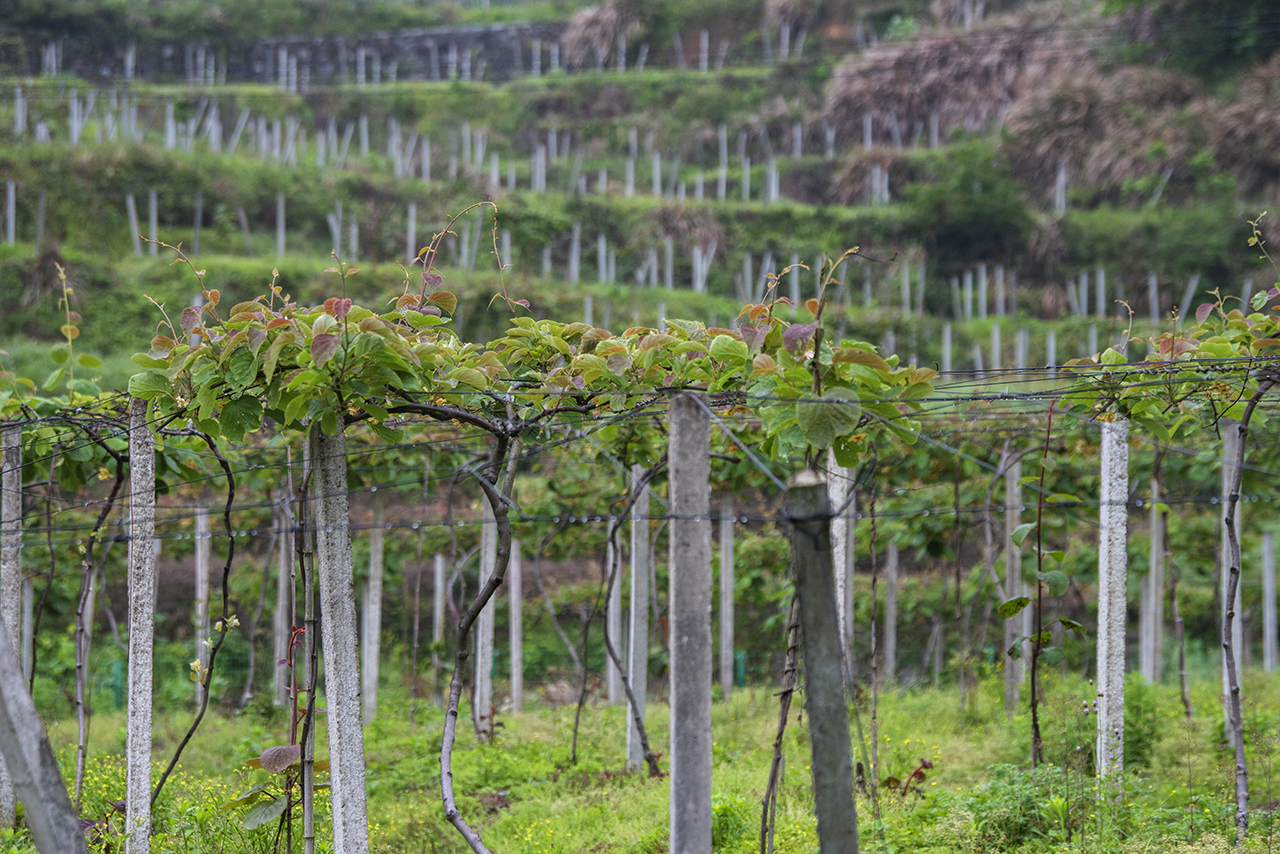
16, 664, 1280, 853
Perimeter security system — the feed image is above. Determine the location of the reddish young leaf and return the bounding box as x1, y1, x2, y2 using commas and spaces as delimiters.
311, 334, 340, 366
1195, 303, 1214, 324
180, 307, 200, 336
739, 322, 769, 351
782, 322, 818, 356
258, 744, 302, 774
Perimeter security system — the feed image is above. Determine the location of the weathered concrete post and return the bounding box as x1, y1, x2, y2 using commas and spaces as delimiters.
274, 492, 291, 706
884, 541, 898, 682
126, 398, 156, 853
719, 495, 734, 702
1096, 419, 1129, 777
826, 453, 856, 684
786, 469, 859, 854
606, 537, 623, 706
474, 493, 496, 738
509, 539, 523, 713
0, 423, 20, 829
194, 505, 210, 705
1221, 421, 1243, 726
626, 464, 651, 772
668, 394, 711, 854
432, 552, 445, 707
1004, 456, 1024, 713
309, 424, 369, 854
1140, 477, 1164, 683
362, 497, 384, 724
1264, 531, 1277, 674
0, 612, 89, 852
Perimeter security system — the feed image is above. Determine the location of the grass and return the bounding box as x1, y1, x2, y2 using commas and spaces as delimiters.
15, 663, 1280, 852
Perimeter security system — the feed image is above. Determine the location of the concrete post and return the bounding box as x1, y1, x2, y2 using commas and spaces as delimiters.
274, 494, 291, 706
786, 469, 859, 854
606, 537, 623, 706
147, 188, 158, 257
0, 423, 20, 829
474, 493, 496, 737
627, 465, 651, 771
978, 263, 988, 319
1004, 455, 1024, 714
432, 553, 445, 706
1096, 419, 1129, 777
827, 452, 855, 684
406, 202, 417, 267
668, 394, 711, 854
125, 398, 155, 853
509, 540, 523, 714
1221, 421, 1242, 726
1265, 532, 1276, 674
275, 193, 285, 258
719, 495, 734, 702
884, 541, 898, 682
0, 612, 88, 852
194, 506, 210, 705
362, 498, 384, 724
1140, 477, 1164, 683
309, 425, 369, 854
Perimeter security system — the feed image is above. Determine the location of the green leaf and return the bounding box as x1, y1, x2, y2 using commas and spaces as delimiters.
1043, 550, 1066, 564
1058, 618, 1086, 636
196, 383, 218, 421
221, 783, 271, 813
131, 353, 169, 370
832, 347, 891, 375
242, 795, 288, 831
369, 421, 404, 443
1006, 638, 1027, 660
1037, 569, 1069, 598
795, 387, 862, 450
1041, 646, 1065, 666
1010, 522, 1035, 547
127, 371, 172, 401
76, 353, 102, 369
709, 335, 749, 365
283, 392, 310, 426
66, 378, 100, 397
262, 332, 293, 385
320, 408, 339, 436
227, 348, 258, 390
50, 344, 71, 365
220, 396, 262, 443
448, 367, 489, 390
998, 596, 1031, 619
42, 367, 64, 390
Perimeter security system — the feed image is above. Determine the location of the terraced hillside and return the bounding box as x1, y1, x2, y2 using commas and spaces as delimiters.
2, 0, 1278, 387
